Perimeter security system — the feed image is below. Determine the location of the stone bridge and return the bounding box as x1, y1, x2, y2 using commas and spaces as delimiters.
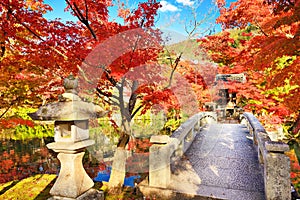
139, 112, 291, 200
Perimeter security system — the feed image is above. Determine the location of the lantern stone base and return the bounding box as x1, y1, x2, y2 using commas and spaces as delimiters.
48, 189, 104, 200
49, 152, 94, 198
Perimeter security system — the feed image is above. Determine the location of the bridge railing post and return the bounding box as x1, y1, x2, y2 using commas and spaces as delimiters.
147, 112, 217, 189
149, 135, 178, 188
241, 112, 291, 200
264, 141, 290, 200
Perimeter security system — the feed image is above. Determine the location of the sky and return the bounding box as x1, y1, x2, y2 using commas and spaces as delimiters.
44, 0, 225, 43
156, 0, 221, 42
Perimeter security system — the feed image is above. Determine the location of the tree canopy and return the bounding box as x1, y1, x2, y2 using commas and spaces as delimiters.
0, 0, 163, 128
199, 0, 299, 126
1, 0, 299, 132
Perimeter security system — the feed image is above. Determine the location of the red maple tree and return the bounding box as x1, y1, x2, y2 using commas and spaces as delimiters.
0, 1, 171, 135
199, 0, 299, 127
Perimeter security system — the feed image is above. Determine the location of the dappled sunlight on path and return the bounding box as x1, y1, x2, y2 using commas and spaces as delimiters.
169, 124, 265, 200
170, 156, 202, 195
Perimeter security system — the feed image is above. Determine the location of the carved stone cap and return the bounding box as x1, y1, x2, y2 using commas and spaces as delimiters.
150, 135, 170, 144
63, 74, 78, 94
28, 74, 108, 121
28, 101, 107, 121
265, 141, 290, 153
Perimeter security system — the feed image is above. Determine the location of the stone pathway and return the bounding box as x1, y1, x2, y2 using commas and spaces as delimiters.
169, 123, 265, 200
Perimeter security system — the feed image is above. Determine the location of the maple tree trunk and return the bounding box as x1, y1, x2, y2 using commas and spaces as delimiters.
117, 132, 130, 148
109, 116, 130, 188
116, 79, 139, 148
109, 80, 139, 187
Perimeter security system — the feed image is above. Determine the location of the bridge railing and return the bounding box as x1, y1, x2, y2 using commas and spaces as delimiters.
241, 112, 291, 200
148, 112, 217, 188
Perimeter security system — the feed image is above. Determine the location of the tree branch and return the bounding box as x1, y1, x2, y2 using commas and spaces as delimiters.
0, 41, 5, 58
254, 18, 269, 37
14, 16, 45, 42
96, 87, 120, 106
0, 104, 12, 119
9, 10, 71, 61
165, 52, 183, 89
104, 69, 118, 86
128, 80, 139, 116
0, 29, 6, 58
131, 104, 144, 119
84, 0, 88, 21
65, 0, 97, 40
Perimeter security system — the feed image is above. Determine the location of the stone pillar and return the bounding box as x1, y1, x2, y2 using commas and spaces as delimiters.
50, 152, 94, 198
149, 135, 171, 188
264, 141, 291, 200
47, 140, 103, 200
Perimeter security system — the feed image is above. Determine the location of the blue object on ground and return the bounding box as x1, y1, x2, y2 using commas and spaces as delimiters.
94, 168, 111, 182
124, 175, 141, 187
94, 172, 110, 182
94, 169, 140, 188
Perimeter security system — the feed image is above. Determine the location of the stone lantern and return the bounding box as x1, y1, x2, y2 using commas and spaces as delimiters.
29, 75, 106, 199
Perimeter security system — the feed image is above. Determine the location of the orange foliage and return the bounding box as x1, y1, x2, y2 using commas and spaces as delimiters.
199, 0, 299, 124
286, 150, 300, 190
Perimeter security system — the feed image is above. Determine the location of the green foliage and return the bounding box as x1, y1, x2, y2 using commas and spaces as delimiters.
248, 99, 263, 105
131, 109, 167, 137
163, 118, 182, 133
158, 49, 178, 65
263, 55, 296, 77
11, 124, 54, 140
263, 79, 299, 102
275, 55, 296, 70
10, 107, 37, 120
228, 27, 253, 48
290, 142, 300, 162
1, 107, 54, 140
164, 39, 205, 61
89, 121, 119, 149
245, 24, 259, 33
96, 118, 119, 137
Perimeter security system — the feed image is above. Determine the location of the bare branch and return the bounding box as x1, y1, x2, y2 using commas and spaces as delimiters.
165, 52, 182, 89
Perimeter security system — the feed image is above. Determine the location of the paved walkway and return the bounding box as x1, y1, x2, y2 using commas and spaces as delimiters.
169, 123, 265, 200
